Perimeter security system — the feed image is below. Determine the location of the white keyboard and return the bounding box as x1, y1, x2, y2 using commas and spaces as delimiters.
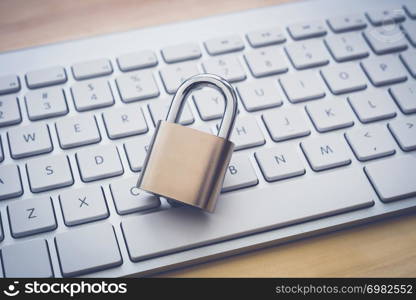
0, 0, 416, 277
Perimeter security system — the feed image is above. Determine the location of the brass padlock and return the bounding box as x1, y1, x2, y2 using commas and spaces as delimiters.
137, 74, 238, 213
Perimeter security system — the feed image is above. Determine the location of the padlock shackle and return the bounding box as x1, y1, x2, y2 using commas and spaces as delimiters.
166, 73, 238, 140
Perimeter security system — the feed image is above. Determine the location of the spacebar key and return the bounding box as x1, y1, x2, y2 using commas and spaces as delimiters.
122, 168, 376, 261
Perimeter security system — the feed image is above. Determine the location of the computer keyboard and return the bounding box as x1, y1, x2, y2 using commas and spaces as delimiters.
0, 0, 416, 277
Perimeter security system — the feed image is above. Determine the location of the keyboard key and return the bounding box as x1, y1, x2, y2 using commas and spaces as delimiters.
72, 58, 113, 80
110, 177, 160, 215
8, 123, 52, 159
115, 70, 159, 102
255, 144, 305, 181
76, 144, 124, 182
0, 136, 3, 162
193, 88, 224, 120
285, 40, 329, 70
365, 156, 416, 202
159, 62, 200, 94
366, 8, 405, 26
301, 136, 351, 171
404, 4, 416, 19
25, 87, 68, 120
222, 154, 258, 192
26, 66, 67, 89
26, 154, 74, 193
237, 79, 283, 112
244, 47, 288, 77
124, 135, 152, 172
388, 117, 416, 151
161, 43, 201, 63
262, 107, 310, 142
321, 63, 367, 95
55, 114, 101, 149
0, 95, 21, 127
345, 125, 396, 161
389, 83, 416, 114
229, 115, 265, 150
60, 186, 108, 226
102, 105, 148, 139
363, 28, 407, 55
306, 100, 354, 132
117, 50, 158, 72
204, 35, 245, 55
327, 14, 367, 33
287, 21, 326, 40
280, 71, 325, 103
0, 74, 20, 95
361, 56, 408, 86
55, 223, 122, 277
401, 22, 416, 46
348, 90, 396, 123
0, 165, 23, 200
148, 98, 194, 126
1, 239, 53, 277
190, 123, 211, 134
202, 56, 246, 82
71, 79, 114, 111
246, 27, 286, 47
400, 50, 416, 78
8, 197, 56, 238
121, 167, 375, 261
325, 32, 369, 62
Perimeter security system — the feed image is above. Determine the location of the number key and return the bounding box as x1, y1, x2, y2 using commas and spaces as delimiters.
71, 79, 114, 111
285, 40, 329, 70
202, 56, 246, 82
0, 95, 21, 127
25, 87, 68, 120
115, 71, 159, 102
325, 32, 369, 62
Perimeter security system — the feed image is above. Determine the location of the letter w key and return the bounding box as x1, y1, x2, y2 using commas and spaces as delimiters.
7, 124, 53, 159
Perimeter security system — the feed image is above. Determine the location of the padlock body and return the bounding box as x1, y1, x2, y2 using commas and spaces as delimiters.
137, 121, 234, 212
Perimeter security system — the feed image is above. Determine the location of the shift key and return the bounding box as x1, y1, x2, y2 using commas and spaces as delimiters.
365, 156, 416, 202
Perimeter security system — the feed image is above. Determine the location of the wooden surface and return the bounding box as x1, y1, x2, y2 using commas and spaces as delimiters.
1, 0, 415, 277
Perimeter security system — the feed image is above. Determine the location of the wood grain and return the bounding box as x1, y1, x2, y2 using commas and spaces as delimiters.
1, 0, 415, 277
0, 0, 293, 52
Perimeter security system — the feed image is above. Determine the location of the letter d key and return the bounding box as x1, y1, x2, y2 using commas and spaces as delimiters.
137, 74, 238, 212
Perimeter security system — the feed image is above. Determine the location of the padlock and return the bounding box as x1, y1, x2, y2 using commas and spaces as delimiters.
137, 74, 238, 213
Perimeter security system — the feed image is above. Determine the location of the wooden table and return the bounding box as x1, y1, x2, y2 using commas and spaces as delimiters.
1, 0, 415, 277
